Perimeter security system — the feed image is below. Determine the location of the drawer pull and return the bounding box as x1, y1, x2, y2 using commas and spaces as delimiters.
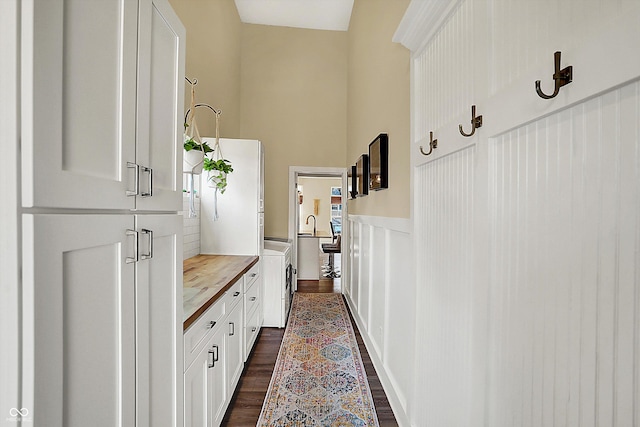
208, 321, 216, 329
249, 297, 257, 302
233, 291, 240, 297
251, 327, 257, 332
250, 273, 257, 278
208, 345, 219, 368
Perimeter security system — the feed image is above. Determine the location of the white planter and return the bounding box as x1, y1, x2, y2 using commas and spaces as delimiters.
183, 150, 204, 174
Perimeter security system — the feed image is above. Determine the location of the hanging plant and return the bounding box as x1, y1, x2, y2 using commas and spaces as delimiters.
183, 138, 213, 154
204, 157, 234, 193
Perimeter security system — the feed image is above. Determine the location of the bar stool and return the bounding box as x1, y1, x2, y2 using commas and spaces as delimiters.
321, 234, 341, 278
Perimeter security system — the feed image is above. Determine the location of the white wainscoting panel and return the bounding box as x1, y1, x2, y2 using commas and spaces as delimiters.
486, 80, 640, 427
413, 146, 478, 426
358, 224, 371, 328
348, 219, 361, 305
369, 225, 386, 358
346, 215, 413, 426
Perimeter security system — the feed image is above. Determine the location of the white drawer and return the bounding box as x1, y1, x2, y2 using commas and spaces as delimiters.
243, 262, 260, 292
244, 277, 260, 318
183, 296, 226, 371
226, 279, 243, 310
244, 306, 261, 361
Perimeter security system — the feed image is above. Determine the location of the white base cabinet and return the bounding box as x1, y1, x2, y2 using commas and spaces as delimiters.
184, 262, 262, 427
22, 214, 182, 427
226, 298, 245, 394
184, 325, 226, 427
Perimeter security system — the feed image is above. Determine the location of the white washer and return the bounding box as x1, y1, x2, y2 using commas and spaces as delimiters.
262, 240, 292, 328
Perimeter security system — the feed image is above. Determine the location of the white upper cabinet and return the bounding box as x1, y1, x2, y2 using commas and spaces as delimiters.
21, 0, 185, 211
21, 0, 138, 210
136, 0, 186, 212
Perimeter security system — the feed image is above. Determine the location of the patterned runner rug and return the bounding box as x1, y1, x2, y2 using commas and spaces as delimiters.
257, 293, 379, 426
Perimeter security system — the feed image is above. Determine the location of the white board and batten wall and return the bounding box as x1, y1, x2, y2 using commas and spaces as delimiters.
346, 1, 640, 426
344, 215, 414, 425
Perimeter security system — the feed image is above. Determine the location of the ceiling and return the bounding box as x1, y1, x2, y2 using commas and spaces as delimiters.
234, 0, 355, 31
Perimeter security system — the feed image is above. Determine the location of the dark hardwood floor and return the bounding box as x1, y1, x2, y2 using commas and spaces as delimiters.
222, 264, 399, 426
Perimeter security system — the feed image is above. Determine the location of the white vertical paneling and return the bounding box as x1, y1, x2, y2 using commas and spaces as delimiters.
383, 229, 415, 414
359, 224, 371, 328
413, 0, 477, 142
350, 220, 360, 306
369, 226, 386, 359
346, 215, 413, 426
413, 145, 476, 426
487, 80, 640, 427
489, 0, 632, 95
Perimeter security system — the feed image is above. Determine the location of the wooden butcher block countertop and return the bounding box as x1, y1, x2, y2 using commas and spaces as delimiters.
183, 254, 259, 330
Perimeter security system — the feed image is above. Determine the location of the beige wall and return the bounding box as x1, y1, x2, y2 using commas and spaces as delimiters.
346, 0, 411, 218
240, 25, 348, 238
171, 0, 410, 239
298, 177, 342, 236
168, 0, 242, 138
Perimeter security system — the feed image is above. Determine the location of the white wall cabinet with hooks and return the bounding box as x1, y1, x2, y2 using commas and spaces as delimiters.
388, 0, 640, 426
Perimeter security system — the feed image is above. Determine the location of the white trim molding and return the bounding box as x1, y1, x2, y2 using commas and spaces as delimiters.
392, 0, 462, 52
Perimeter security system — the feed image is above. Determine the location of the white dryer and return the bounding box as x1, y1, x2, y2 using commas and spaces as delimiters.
262, 240, 292, 328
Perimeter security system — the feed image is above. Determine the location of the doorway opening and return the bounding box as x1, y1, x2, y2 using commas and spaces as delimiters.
288, 166, 348, 295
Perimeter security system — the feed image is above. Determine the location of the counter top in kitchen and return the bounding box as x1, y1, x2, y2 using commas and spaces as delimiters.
297, 231, 333, 238
183, 254, 259, 330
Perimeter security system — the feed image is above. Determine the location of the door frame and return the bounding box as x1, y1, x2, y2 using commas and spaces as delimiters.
288, 166, 348, 293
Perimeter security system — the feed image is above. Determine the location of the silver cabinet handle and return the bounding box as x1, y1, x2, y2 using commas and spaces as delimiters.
140, 229, 153, 260
140, 166, 153, 197
233, 291, 240, 297
229, 322, 235, 336
249, 297, 256, 301
126, 162, 139, 196
251, 327, 257, 333
125, 229, 138, 264
250, 273, 257, 278
207, 321, 216, 329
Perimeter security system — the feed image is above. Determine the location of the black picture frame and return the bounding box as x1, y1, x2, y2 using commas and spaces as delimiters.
368, 133, 389, 191
356, 154, 369, 197
348, 165, 357, 199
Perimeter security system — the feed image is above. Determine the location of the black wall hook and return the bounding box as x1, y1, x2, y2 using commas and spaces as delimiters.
535, 51, 572, 99
419, 132, 438, 156
459, 105, 483, 137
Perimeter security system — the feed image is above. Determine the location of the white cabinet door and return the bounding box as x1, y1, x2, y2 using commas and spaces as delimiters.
22, 214, 136, 427
209, 326, 228, 427
135, 0, 186, 212
226, 299, 244, 394
21, 0, 138, 210
135, 214, 183, 427
184, 326, 226, 427
184, 343, 209, 427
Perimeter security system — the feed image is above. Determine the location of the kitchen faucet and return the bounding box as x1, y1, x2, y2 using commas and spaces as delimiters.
305, 214, 316, 235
